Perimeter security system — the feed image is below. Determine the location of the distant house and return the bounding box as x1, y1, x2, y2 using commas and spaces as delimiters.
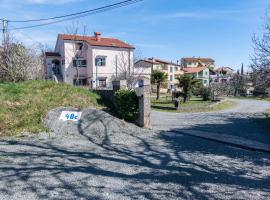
181, 57, 215, 69
135, 58, 184, 90
133, 59, 154, 81
181, 57, 215, 87
183, 67, 210, 87
212, 67, 234, 83
44, 32, 135, 89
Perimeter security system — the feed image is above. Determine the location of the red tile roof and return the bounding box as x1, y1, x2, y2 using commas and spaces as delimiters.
215, 67, 234, 73
182, 57, 215, 63
183, 67, 207, 73
135, 59, 160, 65
58, 33, 134, 49
149, 58, 181, 66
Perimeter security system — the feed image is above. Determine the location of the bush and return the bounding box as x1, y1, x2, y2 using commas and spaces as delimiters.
114, 89, 139, 122
192, 82, 204, 96
199, 87, 211, 101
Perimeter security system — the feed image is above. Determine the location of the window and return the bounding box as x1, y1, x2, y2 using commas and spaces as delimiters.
204, 80, 208, 84
75, 42, 83, 50
170, 67, 173, 73
98, 79, 107, 87
95, 56, 106, 66
175, 67, 178, 71
205, 71, 208, 75
73, 78, 87, 86
73, 59, 87, 67
61, 59, 65, 65
170, 75, 173, 81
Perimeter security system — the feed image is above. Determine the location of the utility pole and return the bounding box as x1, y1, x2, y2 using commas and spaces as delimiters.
115, 55, 118, 78
2, 18, 8, 49
96, 61, 98, 89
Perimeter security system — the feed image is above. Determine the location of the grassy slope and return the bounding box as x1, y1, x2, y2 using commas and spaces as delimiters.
0, 80, 102, 136
151, 96, 237, 113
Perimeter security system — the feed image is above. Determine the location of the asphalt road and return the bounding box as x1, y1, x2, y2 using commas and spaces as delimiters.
151, 98, 270, 144
0, 99, 270, 200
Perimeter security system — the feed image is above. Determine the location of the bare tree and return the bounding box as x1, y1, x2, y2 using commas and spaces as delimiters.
0, 36, 43, 82
210, 82, 230, 100
65, 22, 88, 86
251, 12, 270, 89
113, 49, 147, 89
230, 72, 247, 96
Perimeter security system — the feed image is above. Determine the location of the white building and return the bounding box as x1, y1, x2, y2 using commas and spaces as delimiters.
134, 58, 184, 90
211, 67, 234, 83
45, 32, 134, 89
181, 57, 215, 69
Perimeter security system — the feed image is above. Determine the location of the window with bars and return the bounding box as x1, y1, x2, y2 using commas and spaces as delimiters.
98, 79, 106, 87
73, 59, 87, 67
73, 79, 87, 86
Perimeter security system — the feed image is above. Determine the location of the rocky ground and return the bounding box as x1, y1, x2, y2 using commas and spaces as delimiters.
0, 99, 270, 200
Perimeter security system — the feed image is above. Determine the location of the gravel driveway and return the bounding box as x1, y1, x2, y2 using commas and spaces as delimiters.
0, 99, 270, 199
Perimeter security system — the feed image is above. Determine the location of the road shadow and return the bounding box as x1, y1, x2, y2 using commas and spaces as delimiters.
168, 114, 270, 145
0, 113, 270, 199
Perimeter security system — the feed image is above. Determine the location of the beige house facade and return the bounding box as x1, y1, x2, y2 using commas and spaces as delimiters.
181, 57, 215, 69
135, 58, 184, 90
45, 32, 134, 89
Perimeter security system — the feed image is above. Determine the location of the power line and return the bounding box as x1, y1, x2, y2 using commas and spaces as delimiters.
8, 0, 142, 23
8, 23, 44, 46
8, 0, 142, 30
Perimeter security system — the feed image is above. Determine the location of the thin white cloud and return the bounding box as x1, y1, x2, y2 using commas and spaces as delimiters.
135, 43, 170, 49
146, 7, 264, 21
164, 12, 211, 19
27, 0, 81, 4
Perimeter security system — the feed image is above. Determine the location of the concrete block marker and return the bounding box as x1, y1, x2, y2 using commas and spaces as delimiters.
44, 107, 145, 137
59, 111, 82, 121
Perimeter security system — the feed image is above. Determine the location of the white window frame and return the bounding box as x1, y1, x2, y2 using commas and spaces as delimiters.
95, 56, 106, 67
73, 59, 87, 68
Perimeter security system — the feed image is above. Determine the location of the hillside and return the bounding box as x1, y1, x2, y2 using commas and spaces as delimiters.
0, 80, 102, 136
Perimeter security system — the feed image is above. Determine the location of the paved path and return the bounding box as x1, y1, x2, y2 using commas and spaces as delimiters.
151, 98, 270, 145
1, 128, 270, 199
0, 99, 270, 200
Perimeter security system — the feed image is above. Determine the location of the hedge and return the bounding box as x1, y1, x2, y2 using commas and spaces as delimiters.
114, 89, 139, 122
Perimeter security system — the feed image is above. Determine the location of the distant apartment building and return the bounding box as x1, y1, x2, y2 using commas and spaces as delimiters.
212, 67, 234, 83
181, 57, 215, 87
44, 32, 134, 89
135, 58, 184, 90
181, 57, 215, 69
183, 67, 211, 87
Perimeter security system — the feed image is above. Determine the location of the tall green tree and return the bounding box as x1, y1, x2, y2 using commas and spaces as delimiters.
151, 70, 167, 100
177, 74, 198, 102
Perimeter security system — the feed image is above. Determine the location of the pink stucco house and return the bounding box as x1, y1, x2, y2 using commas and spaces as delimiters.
44, 32, 135, 89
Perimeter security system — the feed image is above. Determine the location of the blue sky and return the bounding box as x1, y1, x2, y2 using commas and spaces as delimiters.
0, 0, 269, 70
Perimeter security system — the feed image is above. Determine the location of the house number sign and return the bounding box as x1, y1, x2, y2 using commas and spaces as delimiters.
59, 111, 82, 121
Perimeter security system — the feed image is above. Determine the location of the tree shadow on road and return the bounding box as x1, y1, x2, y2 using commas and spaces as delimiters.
0, 112, 270, 199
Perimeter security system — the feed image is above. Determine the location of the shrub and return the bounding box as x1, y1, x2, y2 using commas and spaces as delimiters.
114, 89, 139, 122
199, 87, 211, 101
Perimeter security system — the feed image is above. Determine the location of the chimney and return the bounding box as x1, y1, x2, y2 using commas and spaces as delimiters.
94, 32, 101, 42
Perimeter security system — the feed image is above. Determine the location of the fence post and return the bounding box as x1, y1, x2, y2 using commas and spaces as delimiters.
135, 79, 151, 128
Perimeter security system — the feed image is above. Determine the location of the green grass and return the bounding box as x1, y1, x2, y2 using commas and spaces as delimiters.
151, 96, 237, 113
0, 80, 102, 136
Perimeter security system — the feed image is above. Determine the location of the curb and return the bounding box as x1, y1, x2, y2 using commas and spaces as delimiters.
163, 130, 270, 154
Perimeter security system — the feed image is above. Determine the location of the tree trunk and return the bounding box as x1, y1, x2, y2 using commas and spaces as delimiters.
183, 87, 188, 103
156, 82, 160, 100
